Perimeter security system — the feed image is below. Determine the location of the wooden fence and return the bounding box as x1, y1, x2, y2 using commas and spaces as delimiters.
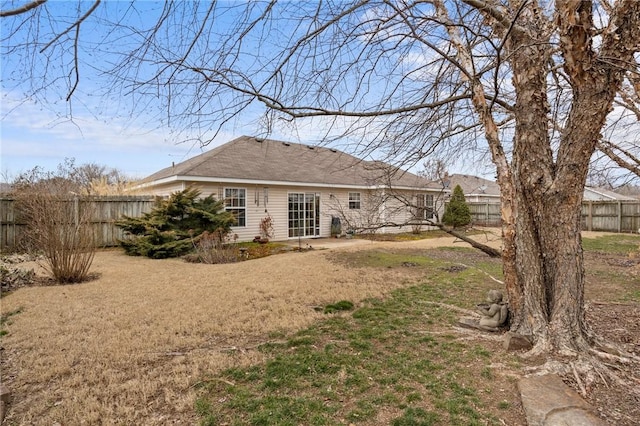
0, 196, 155, 252
468, 200, 640, 233
468, 202, 502, 227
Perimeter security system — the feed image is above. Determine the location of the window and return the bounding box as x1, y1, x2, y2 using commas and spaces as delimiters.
224, 188, 246, 226
416, 194, 435, 220
348, 192, 361, 210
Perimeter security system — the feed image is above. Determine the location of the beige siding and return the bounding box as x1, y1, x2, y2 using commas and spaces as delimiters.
170, 183, 331, 242
141, 181, 443, 242
137, 181, 187, 197
324, 189, 443, 235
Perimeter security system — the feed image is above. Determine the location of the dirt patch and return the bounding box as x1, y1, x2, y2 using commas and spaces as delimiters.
582, 303, 640, 425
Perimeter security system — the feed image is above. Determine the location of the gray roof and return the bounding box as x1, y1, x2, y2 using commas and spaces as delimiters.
142, 136, 440, 190
443, 174, 636, 201
584, 186, 637, 201
445, 174, 501, 198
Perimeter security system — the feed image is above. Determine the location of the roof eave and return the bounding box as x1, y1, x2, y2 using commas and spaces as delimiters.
139, 175, 445, 192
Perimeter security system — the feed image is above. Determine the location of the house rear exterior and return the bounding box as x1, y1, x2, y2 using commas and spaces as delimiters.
137, 136, 445, 242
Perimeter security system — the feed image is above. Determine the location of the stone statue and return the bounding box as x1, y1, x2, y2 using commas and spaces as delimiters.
476, 290, 509, 328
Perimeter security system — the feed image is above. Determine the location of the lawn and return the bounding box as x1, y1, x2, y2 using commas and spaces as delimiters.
1, 231, 638, 425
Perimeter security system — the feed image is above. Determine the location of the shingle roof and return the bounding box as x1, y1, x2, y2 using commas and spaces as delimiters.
443, 175, 637, 201
446, 174, 501, 197
584, 186, 637, 201
141, 136, 440, 190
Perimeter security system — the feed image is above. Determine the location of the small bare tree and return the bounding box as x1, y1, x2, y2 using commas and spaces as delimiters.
12, 164, 96, 283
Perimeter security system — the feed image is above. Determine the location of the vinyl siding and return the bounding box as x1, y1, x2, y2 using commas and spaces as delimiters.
140, 181, 442, 242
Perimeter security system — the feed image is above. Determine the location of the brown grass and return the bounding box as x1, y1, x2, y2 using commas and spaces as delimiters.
2, 230, 632, 424
1, 239, 427, 424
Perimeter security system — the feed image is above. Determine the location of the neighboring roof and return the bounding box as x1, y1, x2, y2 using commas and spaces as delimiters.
141, 136, 441, 190
441, 174, 636, 202
584, 186, 637, 201
445, 174, 501, 198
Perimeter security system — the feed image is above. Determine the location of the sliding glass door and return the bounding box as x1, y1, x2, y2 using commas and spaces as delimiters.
288, 193, 320, 238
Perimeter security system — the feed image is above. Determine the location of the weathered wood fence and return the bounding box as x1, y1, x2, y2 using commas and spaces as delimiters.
0, 196, 155, 252
468, 200, 640, 233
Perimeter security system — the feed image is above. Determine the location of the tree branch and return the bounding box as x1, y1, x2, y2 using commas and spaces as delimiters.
557, 0, 595, 85
597, 140, 640, 177
190, 66, 473, 117
461, 0, 525, 35
432, 223, 502, 257
0, 0, 46, 17
40, 0, 101, 53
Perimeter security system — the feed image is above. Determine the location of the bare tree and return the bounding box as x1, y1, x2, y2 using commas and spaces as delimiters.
3, 0, 640, 362
12, 162, 96, 283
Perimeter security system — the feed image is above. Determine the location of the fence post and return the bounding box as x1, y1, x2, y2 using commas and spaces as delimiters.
618, 201, 622, 233
485, 202, 489, 225
74, 196, 80, 227
587, 201, 593, 232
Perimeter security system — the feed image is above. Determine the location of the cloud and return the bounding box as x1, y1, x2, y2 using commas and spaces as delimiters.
0, 92, 241, 177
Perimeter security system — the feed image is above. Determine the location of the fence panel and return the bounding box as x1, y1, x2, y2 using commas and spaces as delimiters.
0, 196, 156, 252
582, 201, 640, 233
467, 202, 502, 227
469, 200, 640, 233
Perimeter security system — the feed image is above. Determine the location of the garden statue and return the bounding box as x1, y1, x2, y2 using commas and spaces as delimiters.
476, 290, 509, 329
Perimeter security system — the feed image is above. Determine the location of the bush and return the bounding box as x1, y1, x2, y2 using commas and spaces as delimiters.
12, 164, 96, 283
116, 187, 235, 259
442, 184, 471, 228
184, 229, 240, 264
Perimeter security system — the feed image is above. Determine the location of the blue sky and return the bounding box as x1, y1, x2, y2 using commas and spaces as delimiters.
1, 1, 497, 182
0, 1, 253, 180
1, 92, 225, 179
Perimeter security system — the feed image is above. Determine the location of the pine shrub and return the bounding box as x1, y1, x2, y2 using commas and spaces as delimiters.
116, 187, 235, 258
442, 184, 472, 228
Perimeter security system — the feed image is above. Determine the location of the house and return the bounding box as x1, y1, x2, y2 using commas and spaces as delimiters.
137, 136, 445, 242
445, 174, 635, 203
583, 187, 637, 201
444, 174, 500, 203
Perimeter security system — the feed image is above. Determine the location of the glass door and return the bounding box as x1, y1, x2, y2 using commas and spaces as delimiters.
288, 193, 320, 238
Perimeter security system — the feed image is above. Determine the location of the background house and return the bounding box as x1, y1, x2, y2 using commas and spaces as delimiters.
137, 136, 445, 241
583, 187, 637, 201
441, 173, 639, 232
444, 174, 501, 203
444, 173, 635, 203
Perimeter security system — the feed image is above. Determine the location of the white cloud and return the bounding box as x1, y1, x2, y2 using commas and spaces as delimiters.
0, 92, 241, 177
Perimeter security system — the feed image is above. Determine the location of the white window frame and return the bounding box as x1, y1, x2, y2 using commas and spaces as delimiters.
348, 192, 361, 210
288, 192, 321, 238
224, 187, 247, 227
416, 194, 435, 220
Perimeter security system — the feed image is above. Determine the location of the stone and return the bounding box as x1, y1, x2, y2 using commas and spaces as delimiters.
503, 331, 533, 351
457, 317, 503, 333
518, 374, 606, 426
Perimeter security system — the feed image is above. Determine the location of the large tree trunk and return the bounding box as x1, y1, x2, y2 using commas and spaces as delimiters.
501, 0, 639, 353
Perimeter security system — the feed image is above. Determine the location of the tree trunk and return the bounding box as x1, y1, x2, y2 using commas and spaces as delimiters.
500, 0, 638, 353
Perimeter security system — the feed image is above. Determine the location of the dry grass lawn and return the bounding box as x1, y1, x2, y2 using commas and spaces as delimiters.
3, 231, 636, 425
2, 237, 476, 424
